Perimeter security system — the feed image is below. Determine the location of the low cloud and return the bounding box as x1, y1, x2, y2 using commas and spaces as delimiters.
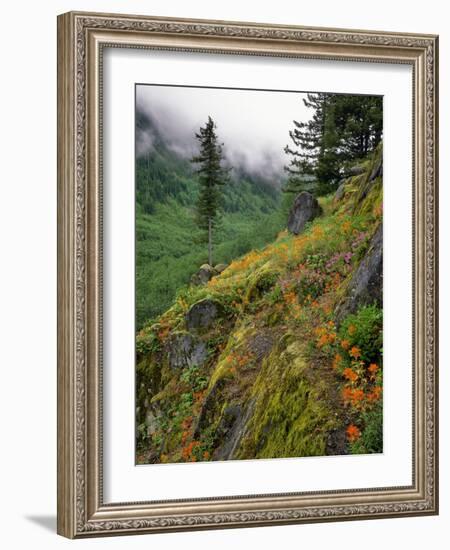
136, 84, 312, 184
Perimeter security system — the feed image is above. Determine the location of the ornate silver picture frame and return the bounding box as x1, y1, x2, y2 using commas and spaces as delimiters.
57, 11, 438, 538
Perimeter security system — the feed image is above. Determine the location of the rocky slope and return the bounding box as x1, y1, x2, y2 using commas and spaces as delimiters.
136, 144, 383, 463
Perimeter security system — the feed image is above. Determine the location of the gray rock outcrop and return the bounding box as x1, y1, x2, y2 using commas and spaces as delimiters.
346, 164, 366, 177
191, 264, 216, 285
166, 332, 207, 369
336, 223, 383, 322
212, 400, 255, 461
287, 192, 323, 235
185, 299, 223, 331
334, 181, 346, 202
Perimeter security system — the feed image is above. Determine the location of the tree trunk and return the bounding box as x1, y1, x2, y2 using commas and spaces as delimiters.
208, 217, 212, 266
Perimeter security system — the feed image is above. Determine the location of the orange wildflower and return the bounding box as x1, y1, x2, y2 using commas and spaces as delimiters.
317, 333, 329, 348
351, 389, 365, 404
342, 386, 365, 407
368, 363, 379, 378
203, 451, 210, 460
368, 386, 382, 402
341, 339, 350, 350
342, 386, 354, 403
349, 346, 361, 359
181, 440, 200, 461
341, 220, 351, 233
343, 367, 358, 383
348, 324, 356, 335
346, 424, 361, 442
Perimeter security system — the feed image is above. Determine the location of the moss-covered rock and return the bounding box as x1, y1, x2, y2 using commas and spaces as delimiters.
245, 261, 280, 303
237, 337, 341, 459
353, 143, 383, 213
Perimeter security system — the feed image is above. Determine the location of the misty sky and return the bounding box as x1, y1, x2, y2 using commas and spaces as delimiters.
136, 84, 312, 182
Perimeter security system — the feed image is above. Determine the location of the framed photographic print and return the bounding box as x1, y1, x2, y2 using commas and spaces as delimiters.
57, 11, 439, 538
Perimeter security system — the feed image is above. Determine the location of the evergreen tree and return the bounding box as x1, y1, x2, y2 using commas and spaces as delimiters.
191, 116, 229, 266
332, 95, 383, 159
284, 93, 382, 196
283, 93, 334, 195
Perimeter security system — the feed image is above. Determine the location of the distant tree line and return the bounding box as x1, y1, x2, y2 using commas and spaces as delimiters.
284, 93, 383, 196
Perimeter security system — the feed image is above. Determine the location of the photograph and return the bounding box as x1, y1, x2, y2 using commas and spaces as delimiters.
135, 84, 384, 465
55, 9, 438, 539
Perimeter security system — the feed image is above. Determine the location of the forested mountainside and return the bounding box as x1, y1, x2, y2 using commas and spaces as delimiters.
136, 143, 383, 463
136, 110, 287, 329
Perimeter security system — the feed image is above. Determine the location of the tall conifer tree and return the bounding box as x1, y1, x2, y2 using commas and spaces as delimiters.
191, 116, 228, 266
284, 93, 382, 196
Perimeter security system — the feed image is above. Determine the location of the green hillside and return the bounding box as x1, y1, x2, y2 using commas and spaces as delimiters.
135, 113, 286, 329
136, 144, 383, 463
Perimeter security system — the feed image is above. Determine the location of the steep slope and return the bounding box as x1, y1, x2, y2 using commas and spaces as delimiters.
136, 144, 383, 463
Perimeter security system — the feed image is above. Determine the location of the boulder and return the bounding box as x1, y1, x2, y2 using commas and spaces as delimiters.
335, 224, 383, 323
165, 331, 207, 369
185, 299, 223, 331
191, 264, 216, 285
287, 191, 322, 235
214, 263, 228, 274
334, 181, 346, 202
346, 164, 366, 177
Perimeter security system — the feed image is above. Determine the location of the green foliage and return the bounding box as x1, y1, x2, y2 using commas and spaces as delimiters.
136, 203, 284, 329
135, 111, 196, 213
284, 93, 383, 196
180, 365, 209, 393
135, 329, 158, 356
339, 305, 383, 364
349, 400, 383, 454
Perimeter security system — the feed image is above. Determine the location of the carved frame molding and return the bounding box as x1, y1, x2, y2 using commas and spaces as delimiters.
57, 11, 438, 538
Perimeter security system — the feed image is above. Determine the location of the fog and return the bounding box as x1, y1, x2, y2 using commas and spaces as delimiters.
136, 84, 312, 183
